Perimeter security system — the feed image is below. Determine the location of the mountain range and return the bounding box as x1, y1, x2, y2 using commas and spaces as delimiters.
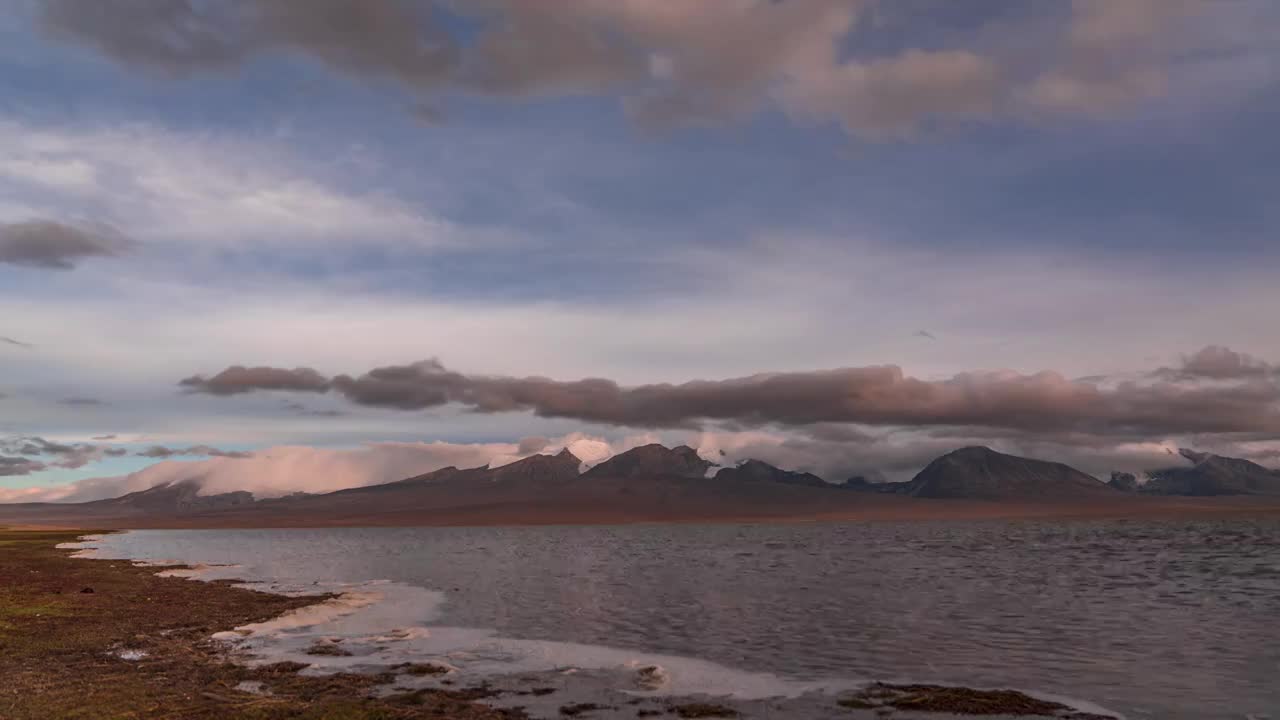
1109, 448, 1280, 496
2, 443, 1278, 528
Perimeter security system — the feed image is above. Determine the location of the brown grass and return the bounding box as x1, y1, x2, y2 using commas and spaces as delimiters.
839, 683, 1113, 718
0, 528, 523, 719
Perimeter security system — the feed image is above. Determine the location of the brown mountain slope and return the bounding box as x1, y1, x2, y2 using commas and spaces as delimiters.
906, 446, 1116, 500
582, 443, 712, 479
1139, 449, 1280, 496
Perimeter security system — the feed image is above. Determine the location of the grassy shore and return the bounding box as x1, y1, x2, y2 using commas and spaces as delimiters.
0, 528, 521, 719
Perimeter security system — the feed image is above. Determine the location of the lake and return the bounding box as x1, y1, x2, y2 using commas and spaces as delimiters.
77, 518, 1280, 719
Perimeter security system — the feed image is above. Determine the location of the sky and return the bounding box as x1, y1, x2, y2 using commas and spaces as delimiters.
2, 0, 1279, 502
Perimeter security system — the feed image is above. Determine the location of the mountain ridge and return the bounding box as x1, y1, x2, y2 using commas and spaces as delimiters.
3, 443, 1279, 527
1115, 448, 1280, 496
903, 446, 1116, 500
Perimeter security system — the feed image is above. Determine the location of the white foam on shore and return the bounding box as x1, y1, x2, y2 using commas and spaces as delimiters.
110, 649, 149, 661
57, 534, 110, 555
237, 590, 388, 634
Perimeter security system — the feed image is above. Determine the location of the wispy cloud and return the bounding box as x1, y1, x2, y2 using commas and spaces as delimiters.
135, 445, 252, 459
0, 120, 459, 257
57, 396, 108, 407
0, 435, 105, 471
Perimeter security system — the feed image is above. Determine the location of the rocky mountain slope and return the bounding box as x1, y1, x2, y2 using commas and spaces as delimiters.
902, 446, 1116, 500
1118, 449, 1280, 496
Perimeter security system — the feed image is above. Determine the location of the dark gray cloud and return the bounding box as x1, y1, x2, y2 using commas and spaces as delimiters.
280, 401, 347, 418
37, 0, 1219, 138
180, 346, 1280, 438
27, 438, 75, 454
1154, 345, 1276, 381
135, 445, 253, 459
58, 396, 108, 407
0, 455, 46, 477
91, 434, 117, 440
180, 366, 330, 395
1, 336, 34, 349
0, 436, 101, 470
1, 434, 254, 476
0, 220, 133, 270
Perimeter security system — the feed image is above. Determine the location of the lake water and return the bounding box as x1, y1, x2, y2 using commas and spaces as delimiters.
76, 518, 1280, 719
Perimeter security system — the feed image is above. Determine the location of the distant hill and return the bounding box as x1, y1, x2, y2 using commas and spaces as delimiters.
90, 481, 255, 513
1108, 472, 1140, 492
582, 444, 712, 479
714, 459, 829, 488
843, 476, 913, 494
1127, 449, 1280, 496
179, 444, 882, 526
5, 443, 1279, 528
903, 446, 1115, 500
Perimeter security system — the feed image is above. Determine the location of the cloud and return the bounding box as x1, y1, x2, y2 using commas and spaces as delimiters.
773, 48, 1003, 139
0, 435, 256, 477
180, 366, 331, 395
0, 119, 452, 256
40, 0, 456, 82
0, 436, 104, 470
913, 330, 936, 340
0, 431, 648, 503
0, 455, 46, 477
1025, 0, 1203, 114
1154, 345, 1275, 381
35, 0, 1233, 139
1, 335, 34, 348
692, 424, 1270, 485
517, 436, 551, 455
182, 347, 1280, 437
91, 434, 117, 440
0, 219, 132, 270
135, 445, 253, 459
58, 396, 108, 407
280, 401, 346, 418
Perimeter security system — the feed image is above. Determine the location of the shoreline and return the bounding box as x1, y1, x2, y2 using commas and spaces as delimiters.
0, 528, 522, 719
1, 527, 1129, 720
8, 494, 1280, 530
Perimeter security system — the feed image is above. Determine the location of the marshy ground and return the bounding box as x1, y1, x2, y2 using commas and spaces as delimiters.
0, 528, 520, 719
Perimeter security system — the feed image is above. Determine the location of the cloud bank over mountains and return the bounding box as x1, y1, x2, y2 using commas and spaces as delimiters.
0, 432, 650, 503
180, 346, 1280, 437
10, 343, 1280, 503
